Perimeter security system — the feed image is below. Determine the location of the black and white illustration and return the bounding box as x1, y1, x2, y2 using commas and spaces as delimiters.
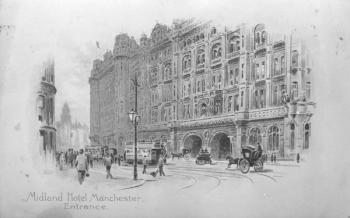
0, 0, 349, 218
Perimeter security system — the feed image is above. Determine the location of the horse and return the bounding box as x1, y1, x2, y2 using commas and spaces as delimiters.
226, 155, 240, 168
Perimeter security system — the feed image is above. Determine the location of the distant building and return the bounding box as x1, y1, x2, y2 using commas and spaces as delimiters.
37, 58, 57, 157
56, 103, 90, 151
90, 19, 315, 158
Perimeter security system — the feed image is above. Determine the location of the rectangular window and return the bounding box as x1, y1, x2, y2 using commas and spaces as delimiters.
202, 79, 205, 92
261, 61, 265, 79
273, 86, 278, 106
197, 81, 201, 92
281, 56, 285, 74
230, 69, 234, 85
227, 96, 232, 112
241, 91, 244, 108
306, 82, 311, 99
234, 68, 239, 84
241, 64, 244, 79
212, 76, 216, 88
256, 63, 260, 80
260, 89, 265, 108
234, 95, 239, 111
242, 35, 245, 48
292, 82, 298, 100
274, 58, 278, 76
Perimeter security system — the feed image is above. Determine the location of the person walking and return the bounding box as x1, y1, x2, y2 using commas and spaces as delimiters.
270, 153, 274, 163
104, 153, 113, 179
273, 153, 277, 163
142, 155, 147, 174
118, 155, 121, 166
158, 156, 165, 176
296, 153, 300, 163
59, 152, 65, 170
75, 149, 89, 185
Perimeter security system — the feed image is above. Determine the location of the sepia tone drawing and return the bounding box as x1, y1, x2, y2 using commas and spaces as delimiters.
0, 1, 349, 218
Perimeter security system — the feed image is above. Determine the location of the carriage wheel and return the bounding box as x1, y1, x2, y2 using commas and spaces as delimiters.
239, 159, 250, 174
254, 159, 264, 172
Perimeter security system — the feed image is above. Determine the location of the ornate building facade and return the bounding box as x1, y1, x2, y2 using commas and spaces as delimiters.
37, 58, 57, 157
90, 19, 314, 159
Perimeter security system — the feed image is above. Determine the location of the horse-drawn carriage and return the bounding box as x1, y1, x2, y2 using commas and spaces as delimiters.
195, 148, 212, 165
238, 145, 264, 173
171, 147, 191, 160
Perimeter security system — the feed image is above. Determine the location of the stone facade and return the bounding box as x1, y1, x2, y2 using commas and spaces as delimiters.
37, 58, 57, 158
56, 103, 90, 151
89, 19, 315, 158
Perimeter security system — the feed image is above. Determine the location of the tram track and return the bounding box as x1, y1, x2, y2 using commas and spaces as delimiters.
168, 169, 221, 191
167, 166, 254, 184
170, 173, 198, 190
253, 172, 278, 182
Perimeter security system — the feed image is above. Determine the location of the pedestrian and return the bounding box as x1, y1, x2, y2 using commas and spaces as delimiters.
158, 156, 165, 176
64, 151, 68, 164
142, 155, 148, 174
75, 149, 89, 185
274, 153, 277, 163
59, 152, 65, 170
87, 152, 93, 168
270, 153, 273, 163
104, 153, 113, 179
118, 155, 121, 166
296, 153, 300, 163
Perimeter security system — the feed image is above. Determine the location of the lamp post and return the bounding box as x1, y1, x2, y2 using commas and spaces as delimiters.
128, 75, 140, 180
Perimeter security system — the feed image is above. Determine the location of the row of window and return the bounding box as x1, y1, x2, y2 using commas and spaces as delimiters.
182, 33, 205, 48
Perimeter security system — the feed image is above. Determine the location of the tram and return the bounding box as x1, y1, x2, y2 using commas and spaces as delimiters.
124, 141, 165, 164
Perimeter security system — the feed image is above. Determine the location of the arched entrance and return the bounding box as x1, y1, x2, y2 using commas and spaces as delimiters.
183, 135, 202, 157
210, 133, 231, 160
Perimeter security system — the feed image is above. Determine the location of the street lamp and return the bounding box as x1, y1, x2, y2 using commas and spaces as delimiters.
128, 109, 140, 180
128, 74, 140, 180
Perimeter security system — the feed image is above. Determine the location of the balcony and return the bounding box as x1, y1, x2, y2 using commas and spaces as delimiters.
211, 58, 222, 67
226, 50, 240, 60
179, 114, 235, 129
249, 107, 287, 120
196, 63, 205, 70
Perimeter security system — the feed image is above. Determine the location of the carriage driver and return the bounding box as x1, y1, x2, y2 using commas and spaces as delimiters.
254, 143, 263, 159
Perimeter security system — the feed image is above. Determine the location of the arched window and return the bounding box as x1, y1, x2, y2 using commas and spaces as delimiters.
229, 36, 240, 53
290, 123, 295, 150
268, 126, 279, 151
182, 55, 191, 71
292, 50, 299, 66
281, 56, 285, 73
274, 58, 278, 76
229, 39, 234, 53
249, 127, 262, 145
304, 123, 310, 149
200, 103, 207, 116
200, 33, 205, 39
261, 31, 266, 44
197, 49, 205, 65
256, 32, 260, 45
211, 43, 221, 59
